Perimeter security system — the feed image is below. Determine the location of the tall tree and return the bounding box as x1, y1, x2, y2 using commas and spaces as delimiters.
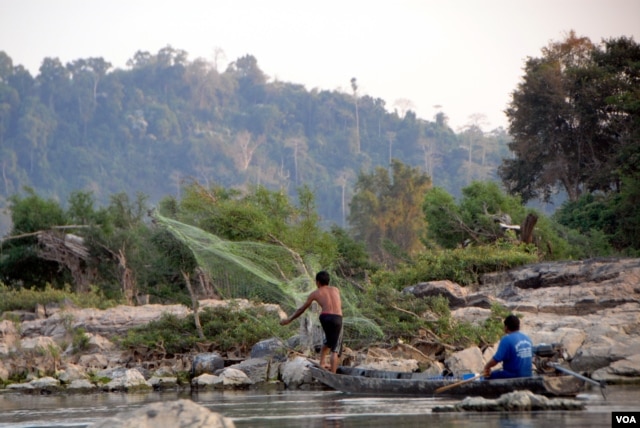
351, 77, 361, 153
348, 160, 431, 264
500, 31, 597, 202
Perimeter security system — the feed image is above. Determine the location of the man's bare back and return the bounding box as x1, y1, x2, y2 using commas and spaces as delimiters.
310, 285, 342, 316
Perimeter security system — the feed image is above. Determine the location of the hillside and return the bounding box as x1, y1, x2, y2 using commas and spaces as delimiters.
0, 47, 511, 234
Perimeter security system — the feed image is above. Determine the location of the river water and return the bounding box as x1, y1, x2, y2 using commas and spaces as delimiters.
0, 384, 638, 428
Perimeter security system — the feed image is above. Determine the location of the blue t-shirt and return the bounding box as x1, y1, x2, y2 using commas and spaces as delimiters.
492, 331, 533, 377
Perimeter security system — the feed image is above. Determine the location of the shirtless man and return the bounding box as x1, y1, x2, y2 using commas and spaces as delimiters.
280, 271, 343, 373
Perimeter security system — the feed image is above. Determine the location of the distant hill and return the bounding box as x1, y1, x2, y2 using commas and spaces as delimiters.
0, 47, 511, 233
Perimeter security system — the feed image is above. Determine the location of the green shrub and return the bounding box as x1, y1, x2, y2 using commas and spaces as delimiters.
0, 283, 120, 313
116, 304, 291, 355
370, 242, 538, 289
72, 327, 90, 353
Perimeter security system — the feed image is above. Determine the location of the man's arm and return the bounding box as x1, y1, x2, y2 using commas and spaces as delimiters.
280, 293, 315, 325
483, 358, 498, 377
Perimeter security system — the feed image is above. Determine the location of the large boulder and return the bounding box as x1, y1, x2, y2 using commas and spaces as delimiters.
250, 338, 288, 361
191, 352, 225, 377
0, 320, 19, 354
433, 390, 585, 412
90, 399, 235, 428
403, 280, 468, 308
281, 356, 315, 389
444, 346, 484, 375
97, 368, 151, 392
229, 357, 280, 384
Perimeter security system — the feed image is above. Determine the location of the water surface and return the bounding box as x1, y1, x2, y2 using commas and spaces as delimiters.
0, 384, 637, 428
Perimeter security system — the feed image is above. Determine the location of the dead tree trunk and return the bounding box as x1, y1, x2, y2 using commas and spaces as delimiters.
195, 267, 218, 299
116, 248, 136, 305
182, 271, 205, 339
520, 213, 538, 244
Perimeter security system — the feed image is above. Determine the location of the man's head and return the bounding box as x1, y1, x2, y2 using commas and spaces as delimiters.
504, 314, 520, 332
316, 270, 330, 286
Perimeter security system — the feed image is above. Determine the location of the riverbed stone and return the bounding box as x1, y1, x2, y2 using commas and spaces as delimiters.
77, 353, 109, 370
27, 376, 62, 393
57, 363, 88, 384
0, 360, 8, 382
592, 354, 640, 382
0, 320, 19, 354
229, 357, 280, 383
433, 390, 586, 412
67, 379, 97, 392
191, 352, 224, 376
250, 338, 288, 361
100, 368, 151, 392
89, 398, 235, 428
20, 336, 58, 352
191, 373, 218, 389
444, 346, 484, 375
281, 356, 314, 389
217, 367, 252, 387
148, 376, 178, 390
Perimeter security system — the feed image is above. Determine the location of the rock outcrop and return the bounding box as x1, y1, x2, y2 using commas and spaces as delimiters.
1, 258, 639, 393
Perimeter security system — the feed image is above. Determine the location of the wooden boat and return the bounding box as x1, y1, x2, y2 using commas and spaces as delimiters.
310, 366, 586, 398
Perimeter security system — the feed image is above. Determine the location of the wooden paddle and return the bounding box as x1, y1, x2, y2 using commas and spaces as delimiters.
434, 373, 483, 394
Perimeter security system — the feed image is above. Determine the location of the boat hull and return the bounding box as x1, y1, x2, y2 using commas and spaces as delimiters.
310, 366, 585, 398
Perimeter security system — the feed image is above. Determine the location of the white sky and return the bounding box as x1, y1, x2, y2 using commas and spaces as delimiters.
1, 0, 638, 131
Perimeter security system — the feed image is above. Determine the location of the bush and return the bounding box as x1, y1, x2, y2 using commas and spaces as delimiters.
370, 242, 538, 289
116, 303, 290, 355
0, 283, 120, 314
354, 281, 510, 349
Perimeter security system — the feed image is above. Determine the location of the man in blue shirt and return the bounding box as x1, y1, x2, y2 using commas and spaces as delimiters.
483, 314, 533, 379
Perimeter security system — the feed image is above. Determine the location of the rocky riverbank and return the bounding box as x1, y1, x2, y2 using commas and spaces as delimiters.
1, 257, 639, 395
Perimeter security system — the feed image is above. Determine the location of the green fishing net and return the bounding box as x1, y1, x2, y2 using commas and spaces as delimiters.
154, 212, 383, 350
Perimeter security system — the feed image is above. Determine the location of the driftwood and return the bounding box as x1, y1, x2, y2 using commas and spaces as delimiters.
2, 227, 97, 293
36, 229, 97, 293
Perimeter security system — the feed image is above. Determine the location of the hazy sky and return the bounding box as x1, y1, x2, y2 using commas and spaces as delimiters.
1, 0, 638, 130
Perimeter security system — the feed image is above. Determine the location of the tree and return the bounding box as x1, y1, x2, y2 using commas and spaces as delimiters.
37, 57, 71, 113
351, 77, 361, 153
500, 31, 595, 202
348, 160, 431, 264
500, 32, 640, 204
423, 181, 525, 248
0, 188, 70, 288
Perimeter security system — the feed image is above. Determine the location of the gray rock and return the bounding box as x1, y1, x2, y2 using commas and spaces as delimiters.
229, 357, 280, 383
403, 280, 468, 308
281, 357, 315, 389
100, 368, 151, 392
89, 398, 235, 428
433, 390, 585, 412
148, 376, 178, 390
67, 379, 97, 392
250, 338, 288, 361
191, 352, 225, 377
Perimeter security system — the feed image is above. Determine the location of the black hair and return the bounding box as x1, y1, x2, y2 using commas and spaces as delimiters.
316, 270, 330, 286
504, 314, 520, 331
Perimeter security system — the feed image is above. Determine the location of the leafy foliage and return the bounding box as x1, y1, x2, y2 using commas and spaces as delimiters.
423, 181, 525, 248
117, 305, 290, 355
370, 243, 538, 289
501, 32, 640, 205
348, 160, 431, 265
0, 283, 119, 313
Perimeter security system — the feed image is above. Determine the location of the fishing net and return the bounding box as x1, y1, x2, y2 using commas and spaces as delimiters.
153, 212, 384, 350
